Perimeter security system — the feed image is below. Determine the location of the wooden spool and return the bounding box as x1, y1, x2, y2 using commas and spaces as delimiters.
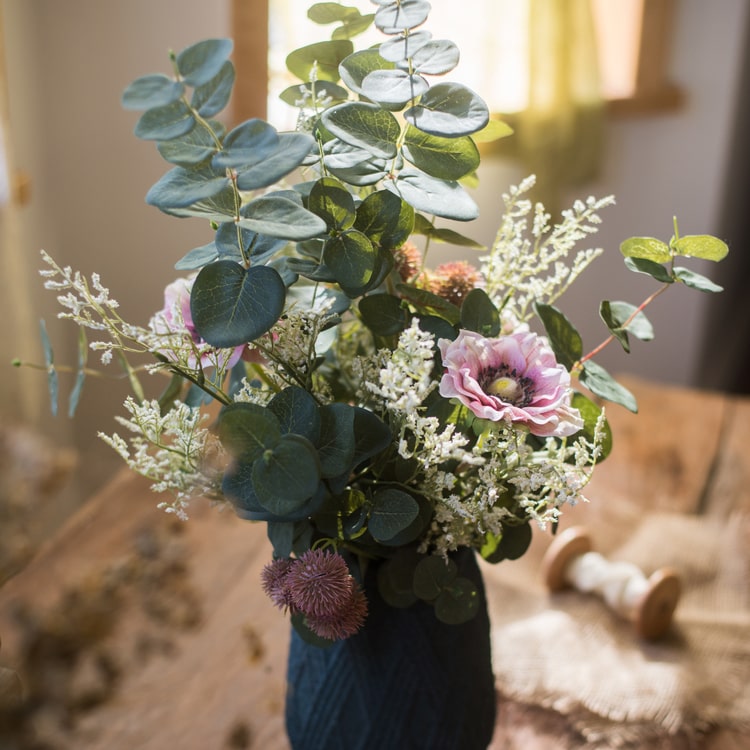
542, 526, 681, 640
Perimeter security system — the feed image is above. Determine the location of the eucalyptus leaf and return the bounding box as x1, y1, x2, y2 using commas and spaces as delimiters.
176, 38, 233, 87
396, 283, 461, 325
331, 13, 375, 40
385, 168, 479, 221
317, 403, 356, 478
579, 360, 638, 413
252, 434, 321, 515
353, 190, 414, 250
413, 555, 457, 600
433, 578, 480, 625
191, 60, 235, 117
368, 489, 420, 543
218, 402, 282, 461
122, 74, 183, 110
146, 165, 230, 209
351, 406, 392, 465
322, 230, 377, 294
164, 185, 237, 222
673, 266, 724, 293
600, 300, 654, 353
534, 303, 582, 370
190, 260, 286, 347
321, 102, 401, 159
472, 118, 514, 143
279, 81, 349, 108
309, 176, 357, 231
134, 100, 195, 141
481, 522, 532, 563
460, 288, 500, 337
238, 194, 327, 241
157, 120, 224, 166
406, 39, 460, 75
286, 39, 354, 82
307, 2, 361, 24
379, 30, 432, 62
174, 242, 218, 270
236, 133, 314, 189
624, 256, 674, 283
404, 82, 489, 137
215, 223, 287, 264
212, 119, 279, 168
360, 69, 429, 108
620, 236, 671, 263
673, 234, 729, 262
39, 319, 58, 416
403, 125, 479, 180
359, 293, 408, 336
374, 0, 431, 32
338, 48, 395, 96
268, 386, 322, 443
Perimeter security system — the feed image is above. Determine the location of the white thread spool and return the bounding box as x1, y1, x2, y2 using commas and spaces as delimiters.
541, 526, 681, 640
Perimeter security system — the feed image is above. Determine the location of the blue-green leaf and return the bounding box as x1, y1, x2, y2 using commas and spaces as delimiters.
673, 266, 724, 293
323, 230, 377, 295
406, 39, 460, 75
175, 242, 218, 270
286, 40, 354, 82
338, 48, 395, 96
318, 403, 356, 478
359, 293, 408, 336
157, 120, 224, 166
238, 194, 327, 240
164, 186, 237, 222
279, 80, 349, 108
600, 300, 654, 353
122, 74, 183, 110
212, 119, 279, 168
379, 30, 432, 62
176, 38, 233, 87
215, 223, 287, 264
402, 125, 479, 180
191, 60, 235, 117
68, 327, 88, 418
354, 190, 414, 250
368, 488, 420, 543
404, 82, 489, 137
360, 70, 428, 108
146, 165, 230, 209
190, 260, 286, 347
384, 168, 479, 221
134, 100, 195, 141
374, 0, 430, 32
534, 302, 583, 370
579, 360, 638, 413
218, 403, 281, 461
235, 133, 315, 190
624, 256, 674, 283
39, 319, 58, 417
252, 434, 321, 515
321, 102, 401, 159
309, 176, 357, 232
460, 288, 500, 337
268, 386, 321, 443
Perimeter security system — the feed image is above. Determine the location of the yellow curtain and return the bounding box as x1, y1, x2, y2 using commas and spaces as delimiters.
517, 0, 604, 213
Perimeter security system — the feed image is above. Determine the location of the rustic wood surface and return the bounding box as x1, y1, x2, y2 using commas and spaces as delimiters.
0, 376, 748, 749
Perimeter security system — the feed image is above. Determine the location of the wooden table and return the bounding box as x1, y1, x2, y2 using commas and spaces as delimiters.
1, 377, 748, 749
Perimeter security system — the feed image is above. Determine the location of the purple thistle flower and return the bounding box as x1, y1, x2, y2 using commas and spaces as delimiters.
305, 586, 368, 641
261, 558, 296, 611
285, 549, 355, 618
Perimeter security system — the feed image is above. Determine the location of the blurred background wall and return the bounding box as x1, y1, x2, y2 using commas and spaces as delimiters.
1, 0, 748, 524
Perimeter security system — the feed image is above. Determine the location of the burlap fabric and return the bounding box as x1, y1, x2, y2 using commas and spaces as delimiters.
484, 514, 750, 747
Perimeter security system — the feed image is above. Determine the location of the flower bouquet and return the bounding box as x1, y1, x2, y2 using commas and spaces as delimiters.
27, 1, 728, 747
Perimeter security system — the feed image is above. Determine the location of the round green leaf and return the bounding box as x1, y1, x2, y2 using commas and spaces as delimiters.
317, 403, 356, 478
353, 190, 415, 250
134, 100, 195, 141
191, 60, 235, 117
122, 74, 183, 110
176, 38, 233, 87
434, 577, 480, 624
338, 48, 395, 96
361, 70, 428, 108
146, 165, 230, 210
321, 102, 401, 159
385, 168, 479, 221
570, 392, 613, 461
407, 39, 460, 75
359, 293, 408, 336
404, 82, 489, 137
268, 386, 322, 443
212, 119, 279, 168
620, 236, 671, 263
368, 488, 420, 543
218, 403, 281, 461
307, 2, 361, 24
157, 120, 224, 167
460, 288, 500, 337
412, 555, 457, 601
403, 126, 480, 181
238, 194, 327, 241
322, 230, 377, 294
309, 177, 356, 231
252, 434, 321, 515
286, 40, 354, 83
379, 30, 432, 62
673, 234, 729, 262
600, 300, 654, 348
580, 361, 638, 413
190, 260, 286, 348
175, 242, 218, 270
374, 0, 430, 32
377, 554, 419, 608
279, 80, 349, 108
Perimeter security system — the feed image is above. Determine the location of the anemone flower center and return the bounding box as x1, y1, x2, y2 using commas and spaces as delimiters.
480, 364, 534, 406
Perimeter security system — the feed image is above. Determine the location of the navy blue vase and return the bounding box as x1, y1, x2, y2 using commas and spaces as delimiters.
284, 548, 496, 750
